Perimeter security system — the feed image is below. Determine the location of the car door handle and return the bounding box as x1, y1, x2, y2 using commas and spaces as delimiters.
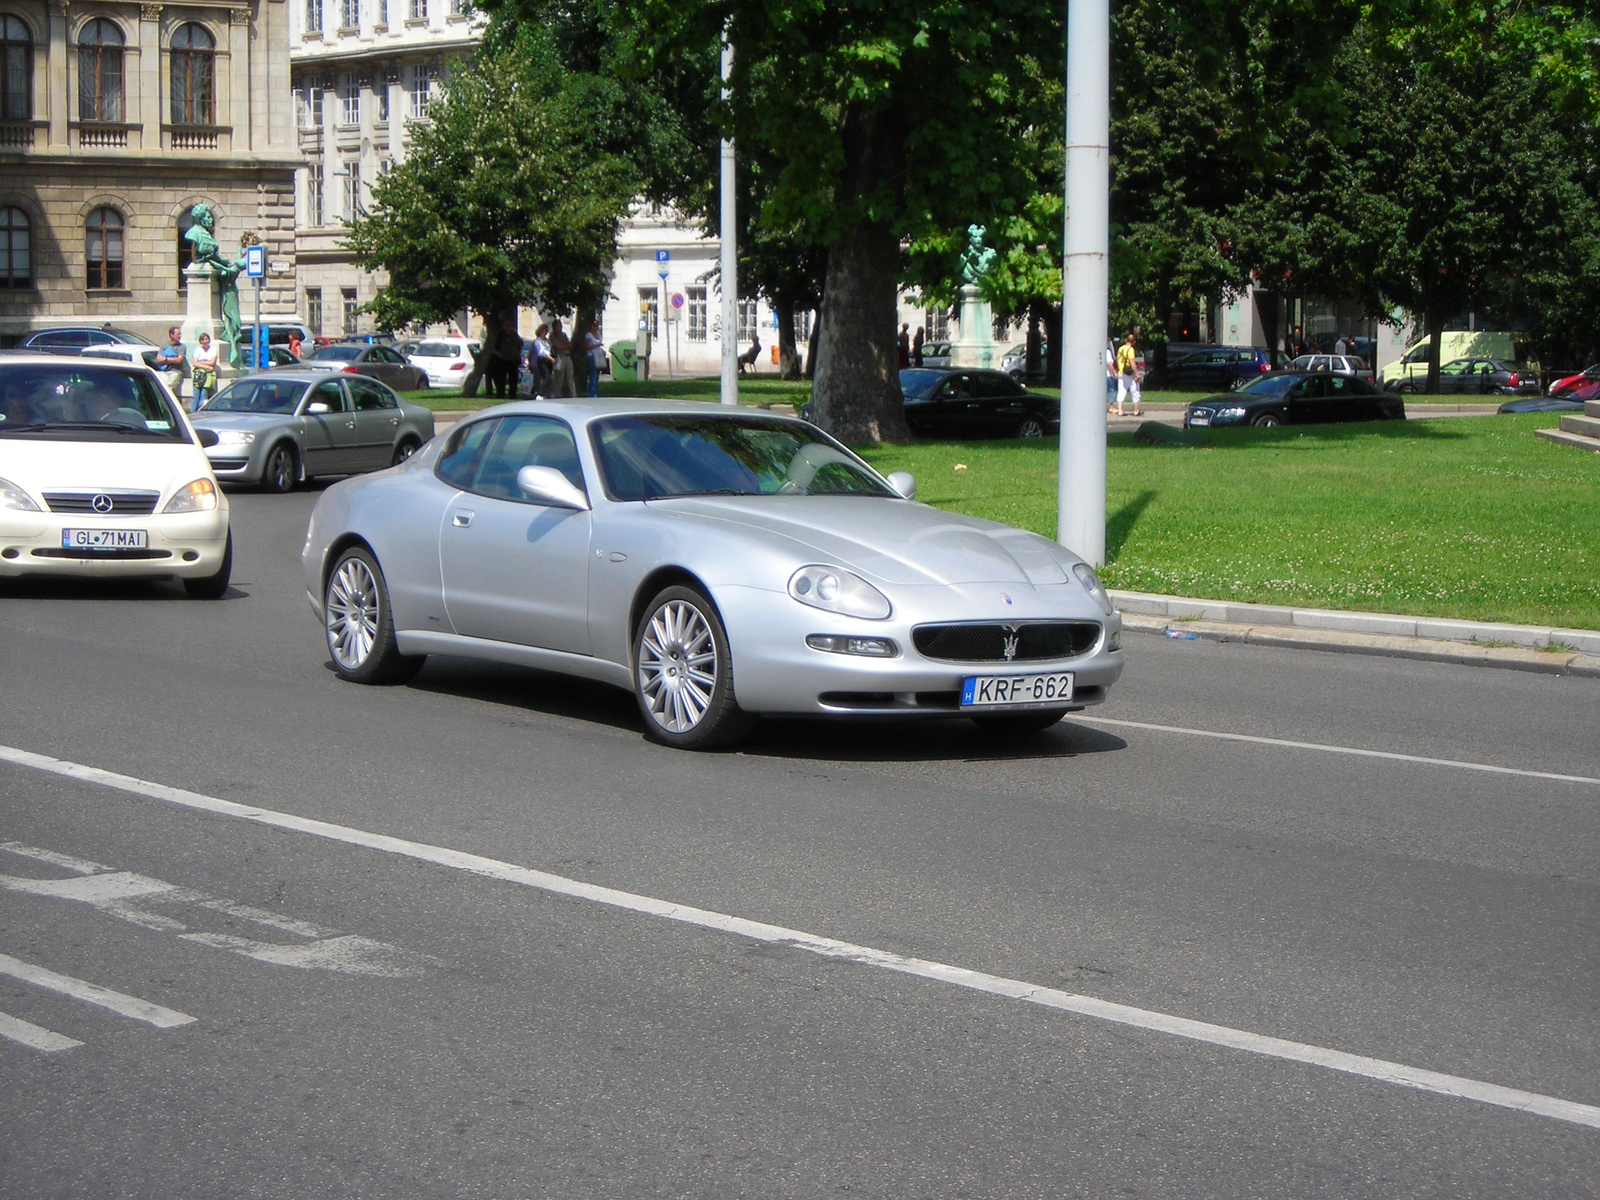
389, 416, 399, 425
453, 511, 474, 527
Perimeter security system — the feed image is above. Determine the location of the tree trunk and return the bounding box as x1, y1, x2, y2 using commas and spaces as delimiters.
809, 104, 911, 444
1423, 302, 1443, 394
1024, 300, 1044, 380
573, 303, 595, 395
774, 299, 802, 380
461, 310, 489, 398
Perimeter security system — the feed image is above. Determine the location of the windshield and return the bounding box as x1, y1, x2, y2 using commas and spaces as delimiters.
899, 368, 946, 398
1235, 374, 1302, 397
309, 345, 362, 361
0, 365, 189, 440
591, 414, 897, 501
202, 378, 307, 414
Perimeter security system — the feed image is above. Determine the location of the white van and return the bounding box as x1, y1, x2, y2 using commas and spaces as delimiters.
1381, 332, 1536, 387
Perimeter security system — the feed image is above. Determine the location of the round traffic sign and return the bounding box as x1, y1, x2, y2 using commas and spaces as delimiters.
671, 292, 685, 309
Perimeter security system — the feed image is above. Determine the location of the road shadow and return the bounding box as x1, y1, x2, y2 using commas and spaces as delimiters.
394, 657, 1127, 762
1109, 418, 1471, 451
0, 577, 247, 602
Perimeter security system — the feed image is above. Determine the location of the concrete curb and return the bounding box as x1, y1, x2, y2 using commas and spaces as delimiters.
1112, 591, 1600, 677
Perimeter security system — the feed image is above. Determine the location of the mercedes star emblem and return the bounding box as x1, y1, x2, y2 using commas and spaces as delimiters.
91, 494, 114, 513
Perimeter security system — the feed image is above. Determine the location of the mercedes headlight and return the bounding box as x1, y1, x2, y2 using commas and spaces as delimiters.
0, 475, 40, 511
1072, 562, 1114, 615
788, 565, 892, 620
163, 478, 219, 513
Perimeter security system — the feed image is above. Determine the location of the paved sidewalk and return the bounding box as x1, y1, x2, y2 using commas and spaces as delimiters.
1112, 590, 1600, 677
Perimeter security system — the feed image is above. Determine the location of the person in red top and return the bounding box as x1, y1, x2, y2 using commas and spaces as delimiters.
287, 330, 303, 359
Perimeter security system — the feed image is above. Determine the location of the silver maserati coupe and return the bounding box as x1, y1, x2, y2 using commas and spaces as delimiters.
301, 399, 1123, 749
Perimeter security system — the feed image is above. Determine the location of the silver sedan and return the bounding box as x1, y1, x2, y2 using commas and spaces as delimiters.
301, 399, 1123, 749
193, 372, 436, 493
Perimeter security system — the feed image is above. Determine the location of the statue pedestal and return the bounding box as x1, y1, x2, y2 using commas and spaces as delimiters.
179, 264, 225, 404
951, 283, 995, 369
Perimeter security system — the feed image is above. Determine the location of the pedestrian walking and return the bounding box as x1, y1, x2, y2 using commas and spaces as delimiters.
530, 324, 554, 396
912, 326, 925, 368
487, 317, 523, 399
1115, 333, 1142, 417
583, 321, 604, 398
1105, 338, 1117, 412
550, 319, 576, 397
191, 333, 219, 412
897, 324, 911, 370
287, 330, 303, 359
154, 326, 188, 404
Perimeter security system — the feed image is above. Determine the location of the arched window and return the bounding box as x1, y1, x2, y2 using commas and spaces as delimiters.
78, 19, 124, 121
170, 23, 214, 124
176, 208, 197, 290
0, 207, 29, 288
86, 206, 124, 289
1, 15, 31, 121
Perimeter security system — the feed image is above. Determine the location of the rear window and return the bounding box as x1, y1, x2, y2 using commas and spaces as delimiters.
309, 345, 362, 361
414, 342, 461, 358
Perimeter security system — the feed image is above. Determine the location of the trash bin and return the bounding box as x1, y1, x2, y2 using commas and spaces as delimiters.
609, 340, 638, 382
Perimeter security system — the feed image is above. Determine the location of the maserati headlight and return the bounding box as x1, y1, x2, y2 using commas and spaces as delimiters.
163, 478, 219, 513
788, 565, 891, 620
0, 475, 40, 511
1072, 562, 1114, 615
212, 429, 256, 445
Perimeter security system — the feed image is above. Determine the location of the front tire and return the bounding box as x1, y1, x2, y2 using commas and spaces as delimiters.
324, 546, 424, 684
182, 532, 232, 599
633, 585, 756, 750
1252, 412, 1282, 428
971, 710, 1068, 736
1015, 416, 1047, 439
260, 442, 298, 493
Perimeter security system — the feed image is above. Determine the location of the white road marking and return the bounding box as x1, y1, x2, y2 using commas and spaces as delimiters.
0, 1010, 82, 1053
0, 952, 195, 1028
1, 742, 1597, 1131
1075, 716, 1600, 788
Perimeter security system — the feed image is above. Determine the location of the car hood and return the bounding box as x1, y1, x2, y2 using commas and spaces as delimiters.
1190, 393, 1268, 408
647, 496, 1073, 586
192, 411, 298, 429
0, 437, 215, 497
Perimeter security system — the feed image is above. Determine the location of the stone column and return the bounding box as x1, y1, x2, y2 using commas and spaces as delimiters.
138, 4, 162, 150
952, 283, 995, 369
47, 0, 68, 146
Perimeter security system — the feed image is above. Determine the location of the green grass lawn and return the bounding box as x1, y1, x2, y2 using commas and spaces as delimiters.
852, 415, 1599, 631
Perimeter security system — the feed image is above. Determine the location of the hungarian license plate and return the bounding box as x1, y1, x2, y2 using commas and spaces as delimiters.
961, 671, 1074, 709
1188, 410, 1211, 426
62, 528, 148, 550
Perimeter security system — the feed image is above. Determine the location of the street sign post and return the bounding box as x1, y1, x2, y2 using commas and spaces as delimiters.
245, 244, 267, 372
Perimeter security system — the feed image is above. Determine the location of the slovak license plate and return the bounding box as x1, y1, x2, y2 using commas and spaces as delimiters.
961, 671, 1074, 709
1188, 410, 1211, 426
62, 528, 148, 550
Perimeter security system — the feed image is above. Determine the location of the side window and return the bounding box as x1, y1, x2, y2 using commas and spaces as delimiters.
308, 380, 347, 412
1328, 376, 1350, 393
374, 346, 401, 363
468, 415, 584, 502
350, 377, 397, 411
436, 418, 498, 490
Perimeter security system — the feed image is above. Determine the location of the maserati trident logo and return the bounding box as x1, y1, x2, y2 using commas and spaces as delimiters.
1001, 626, 1020, 662
91, 494, 114, 513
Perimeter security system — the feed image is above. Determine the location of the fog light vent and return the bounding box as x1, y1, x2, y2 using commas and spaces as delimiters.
806, 634, 899, 658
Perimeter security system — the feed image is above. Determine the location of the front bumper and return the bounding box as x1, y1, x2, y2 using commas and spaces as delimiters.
714, 583, 1124, 717
0, 508, 230, 579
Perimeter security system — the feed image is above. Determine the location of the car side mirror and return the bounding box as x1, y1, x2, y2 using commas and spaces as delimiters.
195, 427, 220, 448
886, 471, 917, 500
305, 401, 330, 414
516, 464, 589, 511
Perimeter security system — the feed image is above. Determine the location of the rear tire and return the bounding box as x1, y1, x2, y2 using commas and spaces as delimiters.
324, 546, 425, 684
391, 437, 420, 466
972, 710, 1068, 736
182, 532, 232, 599
633, 585, 757, 750
261, 442, 298, 493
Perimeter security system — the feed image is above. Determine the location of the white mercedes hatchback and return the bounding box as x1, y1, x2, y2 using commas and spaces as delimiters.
0, 355, 232, 597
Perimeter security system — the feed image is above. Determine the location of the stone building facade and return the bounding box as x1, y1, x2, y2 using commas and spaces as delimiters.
0, 0, 301, 344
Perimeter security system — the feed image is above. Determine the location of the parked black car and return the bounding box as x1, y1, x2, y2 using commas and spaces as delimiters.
1165, 346, 1286, 391
1184, 372, 1405, 428
17, 326, 156, 355
1389, 358, 1541, 396
899, 368, 1059, 438
1497, 395, 1588, 414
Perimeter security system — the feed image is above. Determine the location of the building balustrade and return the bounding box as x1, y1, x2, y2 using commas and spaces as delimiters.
70, 122, 139, 149
0, 121, 45, 149
164, 124, 230, 151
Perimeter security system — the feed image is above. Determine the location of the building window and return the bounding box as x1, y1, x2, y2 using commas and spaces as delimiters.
85, 206, 124, 289
925, 306, 949, 341
340, 0, 359, 30
170, 23, 215, 125
342, 161, 361, 218
305, 0, 323, 33
408, 0, 425, 19
376, 83, 389, 123
339, 72, 359, 125
686, 285, 707, 342
176, 209, 195, 290
736, 298, 757, 345
0, 207, 30, 288
341, 287, 358, 335
306, 287, 323, 336
78, 19, 124, 122
306, 163, 325, 225
449, 0, 468, 15
637, 286, 659, 338
795, 309, 812, 343
296, 85, 323, 129
406, 63, 430, 117
2, 15, 32, 121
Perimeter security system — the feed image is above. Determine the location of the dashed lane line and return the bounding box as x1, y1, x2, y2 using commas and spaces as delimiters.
1074, 715, 1600, 788
1, 741, 1597, 1131
0, 952, 195, 1029
0, 1010, 82, 1053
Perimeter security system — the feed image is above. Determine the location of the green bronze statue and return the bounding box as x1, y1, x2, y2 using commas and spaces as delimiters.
959, 223, 997, 285
183, 203, 249, 366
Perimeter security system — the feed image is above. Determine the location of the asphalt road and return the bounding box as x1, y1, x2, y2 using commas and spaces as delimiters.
1, 487, 1597, 1198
